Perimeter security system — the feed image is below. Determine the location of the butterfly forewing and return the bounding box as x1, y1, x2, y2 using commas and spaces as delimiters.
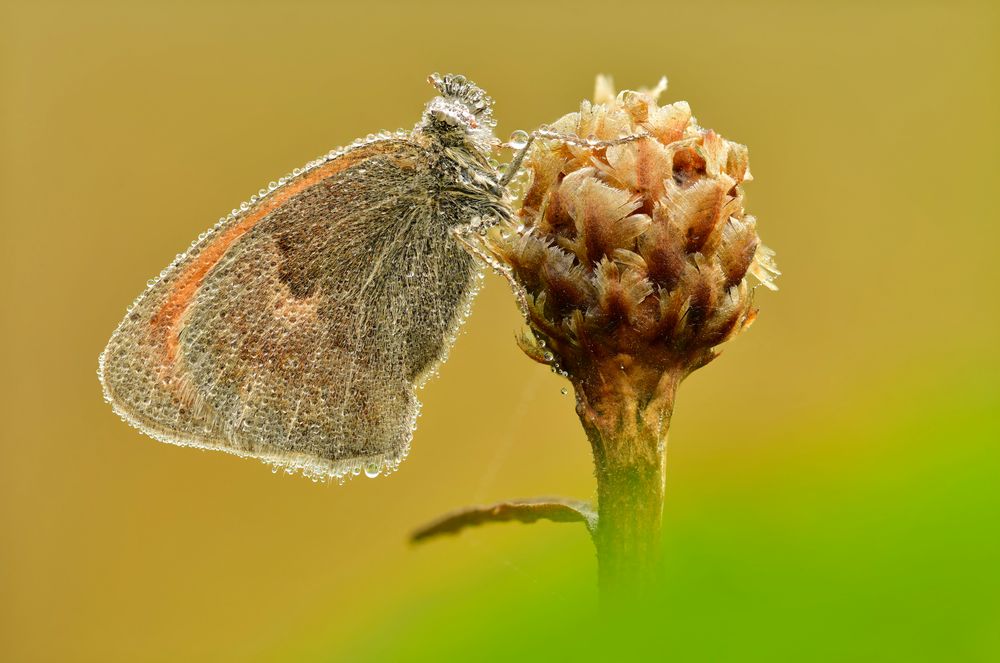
100, 138, 479, 479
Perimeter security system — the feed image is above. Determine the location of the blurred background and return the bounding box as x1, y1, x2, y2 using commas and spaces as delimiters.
2, 0, 997, 660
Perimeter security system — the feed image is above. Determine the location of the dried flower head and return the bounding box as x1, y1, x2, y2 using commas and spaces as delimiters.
421, 76, 780, 598
484, 76, 778, 408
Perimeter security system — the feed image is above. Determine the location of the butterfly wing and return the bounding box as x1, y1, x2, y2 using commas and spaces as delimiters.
100, 138, 479, 479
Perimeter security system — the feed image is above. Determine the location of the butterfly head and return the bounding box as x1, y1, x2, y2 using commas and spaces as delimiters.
423, 73, 497, 153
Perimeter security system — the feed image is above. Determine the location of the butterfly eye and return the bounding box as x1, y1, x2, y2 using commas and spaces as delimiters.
458, 107, 481, 131
431, 104, 479, 131
431, 108, 461, 126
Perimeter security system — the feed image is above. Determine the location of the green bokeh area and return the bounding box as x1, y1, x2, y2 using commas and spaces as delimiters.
324, 371, 1000, 662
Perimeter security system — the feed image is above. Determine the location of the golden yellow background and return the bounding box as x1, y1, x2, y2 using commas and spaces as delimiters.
2, 1, 997, 660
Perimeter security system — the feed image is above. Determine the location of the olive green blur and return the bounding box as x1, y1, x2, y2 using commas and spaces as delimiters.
1, 1, 997, 661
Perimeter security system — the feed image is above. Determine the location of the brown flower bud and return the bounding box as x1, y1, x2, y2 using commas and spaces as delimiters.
477, 78, 779, 593
437, 78, 781, 596
485, 76, 778, 404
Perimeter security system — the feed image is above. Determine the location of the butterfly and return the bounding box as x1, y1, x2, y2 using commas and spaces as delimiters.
99, 73, 516, 481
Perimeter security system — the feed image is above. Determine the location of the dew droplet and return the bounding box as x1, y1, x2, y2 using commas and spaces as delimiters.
560, 387, 568, 396
508, 130, 529, 150
364, 463, 381, 478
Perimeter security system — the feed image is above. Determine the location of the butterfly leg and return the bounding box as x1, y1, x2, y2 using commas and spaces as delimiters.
531, 126, 650, 149
498, 134, 535, 189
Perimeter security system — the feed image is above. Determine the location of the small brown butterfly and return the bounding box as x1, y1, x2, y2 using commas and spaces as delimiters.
99, 73, 516, 481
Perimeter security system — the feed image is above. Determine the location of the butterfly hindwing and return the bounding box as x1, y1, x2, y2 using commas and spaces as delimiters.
100, 138, 479, 478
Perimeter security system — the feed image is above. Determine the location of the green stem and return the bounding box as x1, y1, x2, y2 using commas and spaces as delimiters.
577, 369, 680, 604
591, 438, 667, 599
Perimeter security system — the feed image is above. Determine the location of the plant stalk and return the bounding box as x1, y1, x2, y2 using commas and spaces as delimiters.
576, 367, 681, 603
